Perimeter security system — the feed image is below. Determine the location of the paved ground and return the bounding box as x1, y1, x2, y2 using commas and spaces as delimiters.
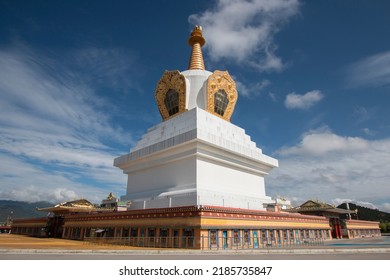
3, 252, 389, 260
0, 234, 146, 250
1, 234, 390, 260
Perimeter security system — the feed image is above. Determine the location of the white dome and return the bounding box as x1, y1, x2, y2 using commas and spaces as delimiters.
181, 69, 212, 111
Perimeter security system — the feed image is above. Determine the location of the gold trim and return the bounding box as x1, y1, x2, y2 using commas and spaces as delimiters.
206, 70, 238, 121
155, 70, 187, 121
346, 224, 380, 230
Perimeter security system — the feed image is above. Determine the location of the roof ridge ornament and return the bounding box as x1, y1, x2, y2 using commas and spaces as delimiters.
188, 26, 206, 70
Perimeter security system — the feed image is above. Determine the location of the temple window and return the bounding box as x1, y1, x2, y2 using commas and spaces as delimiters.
283, 229, 288, 240
233, 229, 240, 245
164, 89, 179, 116
214, 89, 229, 116
183, 229, 194, 248
261, 229, 267, 243
209, 229, 218, 246
243, 229, 250, 244
269, 229, 275, 242
130, 228, 138, 237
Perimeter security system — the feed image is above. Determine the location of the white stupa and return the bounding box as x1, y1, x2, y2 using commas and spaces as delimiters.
114, 26, 278, 210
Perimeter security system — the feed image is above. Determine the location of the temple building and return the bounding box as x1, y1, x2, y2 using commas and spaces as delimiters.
287, 200, 380, 239
11, 27, 381, 249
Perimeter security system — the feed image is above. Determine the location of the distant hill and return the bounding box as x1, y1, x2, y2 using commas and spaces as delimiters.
337, 202, 390, 222
0, 200, 52, 223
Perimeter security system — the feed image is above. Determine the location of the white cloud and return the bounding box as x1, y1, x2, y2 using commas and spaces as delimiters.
0, 44, 130, 203
381, 203, 390, 213
331, 198, 377, 210
361, 128, 374, 136
71, 47, 139, 92
331, 198, 390, 213
346, 50, 390, 88
353, 106, 371, 123
235, 78, 270, 98
0, 154, 111, 203
267, 129, 390, 212
284, 90, 324, 110
278, 128, 368, 156
189, 0, 300, 72
268, 92, 278, 102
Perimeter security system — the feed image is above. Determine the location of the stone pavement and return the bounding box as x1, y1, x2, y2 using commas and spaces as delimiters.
1, 234, 390, 255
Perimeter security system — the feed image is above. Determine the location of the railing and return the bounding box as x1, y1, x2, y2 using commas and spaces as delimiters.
84, 236, 325, 250
203, 237, 325, 250
84, 236, 196, 249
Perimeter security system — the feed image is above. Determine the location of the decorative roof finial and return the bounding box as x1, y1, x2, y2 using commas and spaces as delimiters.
188, 26, 206, 70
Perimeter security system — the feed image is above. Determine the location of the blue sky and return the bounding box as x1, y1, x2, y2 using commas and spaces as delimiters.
1, 0, 389, 211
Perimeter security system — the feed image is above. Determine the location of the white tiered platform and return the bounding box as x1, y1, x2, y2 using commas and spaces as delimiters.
114, 107, 277, 210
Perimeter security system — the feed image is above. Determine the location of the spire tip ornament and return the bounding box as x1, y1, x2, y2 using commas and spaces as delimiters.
188, 25, 205, 46
188, 26, 206, 70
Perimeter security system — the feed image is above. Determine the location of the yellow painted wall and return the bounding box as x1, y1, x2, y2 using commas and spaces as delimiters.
346, 222, 380, 230
200, 217, 330, 229
65, 215, 331, 230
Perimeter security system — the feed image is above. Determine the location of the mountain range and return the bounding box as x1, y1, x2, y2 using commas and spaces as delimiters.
337, 202, 390, 222
0, 200, 52, 223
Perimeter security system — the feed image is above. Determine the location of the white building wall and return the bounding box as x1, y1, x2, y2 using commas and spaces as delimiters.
196, 157, 273, 210
196, 189, 273, 210
181, 69, 212, 110
196, 158, 266, 198
122, 156, 196, 201
115, 108, 278, 211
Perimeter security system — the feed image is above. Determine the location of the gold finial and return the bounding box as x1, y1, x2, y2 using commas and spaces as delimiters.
188, 26, 206, 70
107, 192, 115, 200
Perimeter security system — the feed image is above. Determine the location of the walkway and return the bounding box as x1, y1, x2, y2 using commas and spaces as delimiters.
1, 234, 390, 258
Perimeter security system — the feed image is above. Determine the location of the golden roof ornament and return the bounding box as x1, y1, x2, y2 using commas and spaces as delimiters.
107, 192, 115, 200
188, 26, 206, 70
154, 26, 237, 122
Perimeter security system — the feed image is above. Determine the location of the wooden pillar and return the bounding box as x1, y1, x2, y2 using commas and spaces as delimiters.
167, 228, 172, 248
178, 228, 183, 248
334, 221, 339, 238
137, 227, 143, 245
156, 228, 160, 247
219, 230, 223, 249
199, 229, 208, 250
80, 228, 85, 240
338, 223, 342, 239
292, 229, 296, 244
193, 228, 201, 249
278, 229, 283, 245
336, 221, 341, 238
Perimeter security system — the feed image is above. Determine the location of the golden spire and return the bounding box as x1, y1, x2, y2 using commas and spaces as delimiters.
188, 26, 206, 70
